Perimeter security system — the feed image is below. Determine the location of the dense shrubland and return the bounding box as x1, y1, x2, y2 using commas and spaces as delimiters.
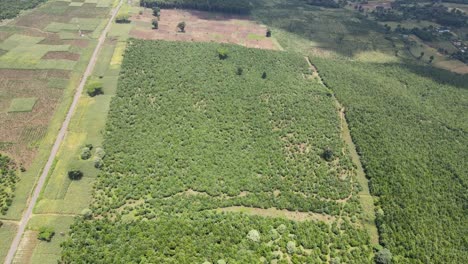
61, 40, 373, 262
140, 0, 252, 14
0, 0, 46, 21
62, 212, 372, 263
0, 154, 18, 215
313, 57, 468, 263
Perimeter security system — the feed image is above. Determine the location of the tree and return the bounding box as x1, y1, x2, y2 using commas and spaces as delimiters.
80, 147, 91, 160
429, 55, 434, 63
38, 226, 55, 242
177, 21, 186, 32
322, 147, 334, 161
81, 208, 93, 220
86, 81, 103, 97
419, 51, 425, 59
152, 19, 158, 29
217, 47, 229, 59
152, 6, 160, 17
115, 14, 130, 24
68, 170, 83, 180
236, 67, 243, 75
375, 248, 392, 264
266, 28, 272, 37
261, 72, 267, 79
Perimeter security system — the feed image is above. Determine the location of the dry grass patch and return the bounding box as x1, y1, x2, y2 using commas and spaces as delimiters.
130, 9, 279, 50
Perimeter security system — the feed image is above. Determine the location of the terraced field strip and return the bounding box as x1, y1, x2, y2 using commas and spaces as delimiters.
305, 57, 379, 245
3, 1, 124, 263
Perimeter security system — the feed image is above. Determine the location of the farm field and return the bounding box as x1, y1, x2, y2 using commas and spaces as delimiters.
11, 9, 127, 264
0, 0, 119, 262
129, 9, 281, 50
61, 40, 374, 263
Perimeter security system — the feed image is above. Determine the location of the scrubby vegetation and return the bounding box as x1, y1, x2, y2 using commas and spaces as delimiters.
61, 40, 373, 262
140, 0, 252, 14
0, 0, 46, 21
38, 226, 55, 242
0, 154, 18, 215
86, 81, 104, 97
314, 57, 468, 263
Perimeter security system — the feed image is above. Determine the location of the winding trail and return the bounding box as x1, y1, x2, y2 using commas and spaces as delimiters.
3, 1, 123, 263
304, 57, 380, 245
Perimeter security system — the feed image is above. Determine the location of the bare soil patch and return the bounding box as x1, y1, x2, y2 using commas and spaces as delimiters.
42, 51, 80, 61
130, 9, 280, 50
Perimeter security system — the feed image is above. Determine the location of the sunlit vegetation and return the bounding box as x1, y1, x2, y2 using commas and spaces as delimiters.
0, 154, 18, 215
0, 0, 46, 20
140, 0, 252, 14
313, 57, 468, 263
37, 226, 55, 242
61, 40, 374, 262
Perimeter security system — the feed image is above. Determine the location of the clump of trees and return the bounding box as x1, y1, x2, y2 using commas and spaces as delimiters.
177, 21, 186, 32
0, 154, 18, 215
86, 81, 104, 97
80, 144, 93, 160
115, 14, 130, 24
38, 226, 55, 242
68, 170, 83, 181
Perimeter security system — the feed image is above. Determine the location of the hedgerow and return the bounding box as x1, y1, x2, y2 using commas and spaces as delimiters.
0, 154, 18, 215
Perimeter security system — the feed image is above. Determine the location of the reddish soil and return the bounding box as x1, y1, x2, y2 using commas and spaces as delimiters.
42, 51, 80, 61
130, 9, 280, 50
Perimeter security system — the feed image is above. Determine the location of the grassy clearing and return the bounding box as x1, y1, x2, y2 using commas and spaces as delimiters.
0, 222, 17, 262
8, 98, 37, 113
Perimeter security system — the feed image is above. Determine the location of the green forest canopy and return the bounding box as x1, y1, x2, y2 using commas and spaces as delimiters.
314, 57, 468, 263
61, 40, 374, 263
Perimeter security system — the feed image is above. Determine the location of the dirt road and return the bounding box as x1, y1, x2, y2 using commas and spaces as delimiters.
3, 1, 123, 263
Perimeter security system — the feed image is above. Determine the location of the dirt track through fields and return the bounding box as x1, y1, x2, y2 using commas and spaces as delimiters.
3, 1, 123, 263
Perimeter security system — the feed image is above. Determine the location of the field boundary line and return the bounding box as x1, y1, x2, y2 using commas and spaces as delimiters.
3, 1, 124, 263
304, 56, 380, 245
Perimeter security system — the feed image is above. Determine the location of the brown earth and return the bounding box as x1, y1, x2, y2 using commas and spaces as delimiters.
130, 9, 280, 50
42, 51, 80, 61
0, 69, 69, 167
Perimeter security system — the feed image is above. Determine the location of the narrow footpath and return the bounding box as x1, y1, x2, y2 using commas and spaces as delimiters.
3, 1, 123, 263
304, 57, 380, 245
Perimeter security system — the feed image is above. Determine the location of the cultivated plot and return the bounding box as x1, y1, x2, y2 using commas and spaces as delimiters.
130, 9, 281, 50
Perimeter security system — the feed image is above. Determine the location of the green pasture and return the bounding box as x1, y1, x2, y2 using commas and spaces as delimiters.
27, 215, 75, 264
8, 98, 37, 113
0, 222, 17, 262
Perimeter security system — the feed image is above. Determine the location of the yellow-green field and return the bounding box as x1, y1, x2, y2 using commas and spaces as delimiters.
17, 15, 129, 263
